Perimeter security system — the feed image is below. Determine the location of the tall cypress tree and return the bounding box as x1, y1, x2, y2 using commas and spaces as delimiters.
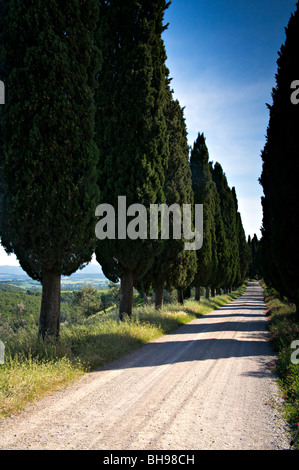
0, 0, 100, 337
212, 162, 239, 291
140, 93, 197, 309
164, 97, 196, 306
248, 234, 261, 279
190, 133, 216, 300
232, 186, 250, 286
94, 0, 170, 318
260, 2, 299, 312
210, 180, 230, 293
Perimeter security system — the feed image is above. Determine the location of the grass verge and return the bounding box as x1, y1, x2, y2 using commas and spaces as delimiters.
0, 284, 246, 419
261, 280, 299, 448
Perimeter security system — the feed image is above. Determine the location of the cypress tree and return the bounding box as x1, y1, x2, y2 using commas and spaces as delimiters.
236, 212, 250, 285
0, 0, 100, 338
211, 162, 239, 291
248, 234, 261, 279
190, 133, 216, 301
260, 2, 299, 312
94, 0, 170, 318
211, 181, 230, 293
232, 186, 250, 286
150, 94, 197, 309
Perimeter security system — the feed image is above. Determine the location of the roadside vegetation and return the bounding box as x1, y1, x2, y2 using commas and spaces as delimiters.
261, 280, 299, 448
0, 283, 246, 419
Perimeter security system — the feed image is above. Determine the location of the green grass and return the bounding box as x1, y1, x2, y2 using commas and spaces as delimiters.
0, 285, 246, 419
0, 355, 83, 418
261, 281, 299, 448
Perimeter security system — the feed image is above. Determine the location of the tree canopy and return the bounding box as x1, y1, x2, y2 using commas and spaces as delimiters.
94, 0, 170, 318
259, 1, 299, 311
0, 0, 100, 337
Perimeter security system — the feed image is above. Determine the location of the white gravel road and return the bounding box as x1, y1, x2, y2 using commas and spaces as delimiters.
0, 281, 291, 450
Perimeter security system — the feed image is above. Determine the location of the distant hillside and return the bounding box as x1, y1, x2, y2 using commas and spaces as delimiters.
0, 263, 109, 291
0, 263, 105, 277
0, 265, 27, 276
0, 283, 24, 293
68, 263, 105, 277
75, 264, 103, 275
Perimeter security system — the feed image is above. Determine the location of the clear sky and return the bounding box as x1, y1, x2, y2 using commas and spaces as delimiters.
0, 0, 297, 266
162, 0, 297, 239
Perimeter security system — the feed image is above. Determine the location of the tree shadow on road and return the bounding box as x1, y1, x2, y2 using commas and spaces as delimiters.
97, 337, 275, 373
97, 326, 275, 372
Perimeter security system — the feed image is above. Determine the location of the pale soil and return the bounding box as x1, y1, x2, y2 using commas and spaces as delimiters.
0, 282, 291, 450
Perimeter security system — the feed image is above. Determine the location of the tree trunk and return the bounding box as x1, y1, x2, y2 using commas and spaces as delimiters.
184, 285, 191, 299
205, 286, 210, 299
39, 271, 61, 339
155, 284, 164, 310
119, 270, 134, 320
177, 289, 184, 304
195, 286, 201, 301
211, 287, 215, 297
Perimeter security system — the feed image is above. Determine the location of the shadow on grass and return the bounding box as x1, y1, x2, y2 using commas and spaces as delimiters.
69, 331, 147, 370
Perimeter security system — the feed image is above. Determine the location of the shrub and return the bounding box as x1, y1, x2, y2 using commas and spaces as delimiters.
264, 287, 299, 446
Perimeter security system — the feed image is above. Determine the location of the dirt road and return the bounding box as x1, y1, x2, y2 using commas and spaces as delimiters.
0, 282, 291, 450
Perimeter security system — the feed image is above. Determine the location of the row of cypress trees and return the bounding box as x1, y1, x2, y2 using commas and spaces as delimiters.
259, 1, 299, 315
247, 234, 261, 279
190, 133, 249, 302
0, 0, 248, 338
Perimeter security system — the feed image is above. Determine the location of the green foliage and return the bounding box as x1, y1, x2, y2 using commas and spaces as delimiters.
0, 0, 100, 280
0, 0, 101, 337
211, 185, 230, 290
190, 133, 217, 289
0, 285, 84, 333
95, 0, 170, 287
162, 97, 197, 293
108, 282, 120, 303
247, 234, 261, 278
0, 285, 41, 326
263, 284, 299, 445
232, 187, 250, 285
259, 3, 299, 311
211, 162, 240, 289
189, 134, 248, 295
137, 92, 197, 300
0, 355, 84, 418
72, 285, 102, 318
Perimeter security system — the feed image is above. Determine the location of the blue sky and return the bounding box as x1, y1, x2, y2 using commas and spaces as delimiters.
0, 0, 297, 266
162, 0, 297, 240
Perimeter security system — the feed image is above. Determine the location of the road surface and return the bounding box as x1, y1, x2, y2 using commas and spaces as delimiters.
0, 281, 291, 450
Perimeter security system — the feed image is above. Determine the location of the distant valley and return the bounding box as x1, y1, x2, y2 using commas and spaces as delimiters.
0, 264, 109, 290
